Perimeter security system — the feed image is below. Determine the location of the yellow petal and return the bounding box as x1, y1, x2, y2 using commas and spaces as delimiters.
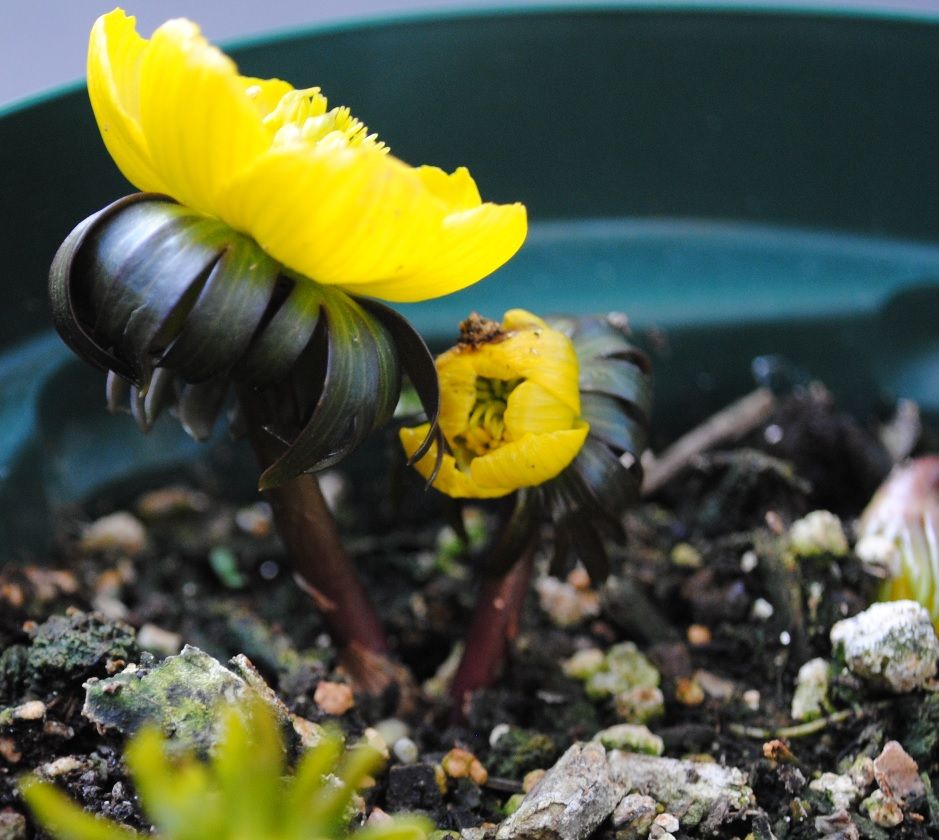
138, 18, 270, 215
469, 424, 589, 490
399, 426, 511, 499
502, 309, 548, 331
474, 325, 581, 415
435, 351, 478, 441
87, 10, 167, 193
503, 381, 576, 437
415, 166, 481, 210
217, 143, 442, 286
345, 202, 527, 303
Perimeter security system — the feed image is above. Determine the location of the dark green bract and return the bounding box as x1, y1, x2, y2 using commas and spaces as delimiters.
49, 193, 440, 488
487, 315, 652, 581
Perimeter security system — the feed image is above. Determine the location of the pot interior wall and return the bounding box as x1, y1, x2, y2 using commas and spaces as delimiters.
2, 7, 937, 551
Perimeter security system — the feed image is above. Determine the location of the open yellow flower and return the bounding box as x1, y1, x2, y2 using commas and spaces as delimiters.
400, 310, 589, 498
87, 8, 526, 303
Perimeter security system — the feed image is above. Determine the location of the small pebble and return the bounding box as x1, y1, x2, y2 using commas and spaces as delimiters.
686, 624, 711, 646
670, 543, 702, 568
13, 700, 46, 721
375, 718, 409, 747
0, 810, 27, 840
80, 512, 147, 556
0, 737, 22, 763
313, 681, 355, 716
489, 723, 511, 747
535, 575, 600, 627
788, 510, 849, 557
873, 740, 925, 804
592, 724, 663, 756
136, 485, 210, 519
809, 772, 862, 812
750, 597, 774, 620
791, 657, 830, 722
740, 689, 759, 711
562, 648, 605, 680
136, 623, 182, 656
365, 807, 394, 827
234, 502, 273, 538
740, 550, 759, 573
861, 790, 904, 828
441, 748, 488, 785
521, 769, 545, 793
830, 601, 939, 693
674, 677, 705, 707
614, 685, 665, 724
651, 812, 680, 837
393, 737, 419, 765
37, 756, 87, 778
693, 669, 735, 701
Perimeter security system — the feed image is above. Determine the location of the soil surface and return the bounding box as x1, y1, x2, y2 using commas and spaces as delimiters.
1, 385, 938, 839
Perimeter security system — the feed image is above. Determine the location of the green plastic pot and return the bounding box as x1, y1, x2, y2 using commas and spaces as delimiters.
2, 4, 938, 552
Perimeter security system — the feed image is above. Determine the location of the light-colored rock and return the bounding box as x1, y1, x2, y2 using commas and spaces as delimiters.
808, 773, 861, 812
694, 669, 735, 701
607, 751, 753, 829
830, 600, 939, 693
0, 810, 27, 840
650, 813, 679, 838
614, 685, 665, 724
393, 737, 419, 765
80, 512, 147, 556
562, 649, 605, 681
789, 510, 849, 557
535, 576, 600, 628
592, 724, 663, 756
314, 681, 355, 716
791, 657, 830, 721
873, 740, 925, 804
611, 793, 656, 839
496, 743, 624, 840
861, 790, 903, 828
136, 623, 182, 656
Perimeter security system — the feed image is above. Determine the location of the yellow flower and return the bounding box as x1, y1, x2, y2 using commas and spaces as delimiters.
400, 310, 589, 498
87, 9, 526, 303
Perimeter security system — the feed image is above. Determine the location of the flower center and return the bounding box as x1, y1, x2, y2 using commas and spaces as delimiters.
263, 87, 385, 152
453, 376, 523, 467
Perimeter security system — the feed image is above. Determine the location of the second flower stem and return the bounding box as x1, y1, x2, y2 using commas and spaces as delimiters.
449, 521, 539, 719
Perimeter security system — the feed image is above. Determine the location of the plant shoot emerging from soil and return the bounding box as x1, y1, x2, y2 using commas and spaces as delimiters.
858, 455, 939, 626
22, 699, 431, 840
48, 9, 527, 687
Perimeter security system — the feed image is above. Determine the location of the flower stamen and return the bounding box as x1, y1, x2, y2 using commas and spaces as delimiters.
454, 376, 523, 466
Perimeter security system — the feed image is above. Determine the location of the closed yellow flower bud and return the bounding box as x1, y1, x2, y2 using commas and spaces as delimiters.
400, 310, 589, 498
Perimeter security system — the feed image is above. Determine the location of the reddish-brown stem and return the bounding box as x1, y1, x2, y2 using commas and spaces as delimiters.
449, 530, 539, 720
238, 392, 389, 660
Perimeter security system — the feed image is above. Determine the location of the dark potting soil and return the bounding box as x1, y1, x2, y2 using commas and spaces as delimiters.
1, 386, 937, 839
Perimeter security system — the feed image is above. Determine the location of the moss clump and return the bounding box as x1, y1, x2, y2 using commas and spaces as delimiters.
26, 611, 138, 693
487, 728, 558, 779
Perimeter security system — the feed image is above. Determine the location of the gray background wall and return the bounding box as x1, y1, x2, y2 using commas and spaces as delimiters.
4, 0, 939, 108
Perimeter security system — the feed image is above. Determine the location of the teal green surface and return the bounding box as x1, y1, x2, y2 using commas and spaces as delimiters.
1, 6, 937, 551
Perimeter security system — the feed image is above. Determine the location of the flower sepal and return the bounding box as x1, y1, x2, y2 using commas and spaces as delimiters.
50, 192, 441, 487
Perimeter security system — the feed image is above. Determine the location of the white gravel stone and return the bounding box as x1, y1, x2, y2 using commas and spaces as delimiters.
789, 510, 849, 557
809, 772, 862, 812
830, 600, 939, 693
791, 657, 830, 721
496, 742, 624, 840
607, 751, 753, 829
392, 737, 419, 765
